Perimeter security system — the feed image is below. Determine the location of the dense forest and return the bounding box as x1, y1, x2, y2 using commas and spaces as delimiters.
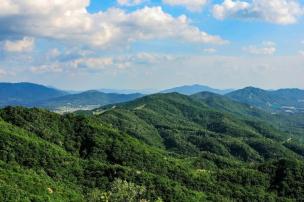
0, 93, 304, 201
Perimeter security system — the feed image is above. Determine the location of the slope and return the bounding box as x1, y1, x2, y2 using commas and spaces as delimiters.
0, 82, 67, 107
227, 87, 304, 113
1, 93, 304, 201
94, 93, 300, 162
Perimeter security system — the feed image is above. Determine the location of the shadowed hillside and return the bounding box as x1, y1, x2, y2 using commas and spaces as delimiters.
0, 82, 67, 107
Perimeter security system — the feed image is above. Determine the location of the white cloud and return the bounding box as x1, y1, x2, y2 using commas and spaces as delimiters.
0, 1, 226, 48
163, 0, 208, 12
69, 53, 176, 71
93, 7, 227, 46
3, 37, 34, 52
31, 64, 63, 73
243, 41, 276, 55
213, 0, 304, 25
117, 0, 144, 6
204, 48, 217, 53
29, 52, 177, 74
131, 52, 174, 64
213, 0, 250, 19
71, 57, 115, 70
0, 69, 7, 77
0, 0, 19, 15
46, 49, 61, 59
299, 50, 304, 56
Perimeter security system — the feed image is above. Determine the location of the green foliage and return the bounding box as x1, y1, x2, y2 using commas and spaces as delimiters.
0, 92, 304, 201
108, 179, 146, 202
87, 179, 148, 202
0, 160, 83, 202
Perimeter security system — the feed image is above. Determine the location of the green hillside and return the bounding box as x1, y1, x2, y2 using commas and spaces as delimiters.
1, 93, 304, 201
192, 92, 304, 142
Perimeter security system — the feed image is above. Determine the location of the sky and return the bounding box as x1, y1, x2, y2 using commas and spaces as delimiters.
0, 0, 304, 91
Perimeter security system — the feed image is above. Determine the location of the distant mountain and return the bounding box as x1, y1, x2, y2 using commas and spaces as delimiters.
98, 88, 157, 94
227, 87, 304, 113
0, 82, 67, 107
37, 90, 143, 112
160, 84, 233, 95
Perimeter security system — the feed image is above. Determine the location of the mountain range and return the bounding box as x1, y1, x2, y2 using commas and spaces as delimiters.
160, 84, 234, 95
36, 90, 143, 113
0, 82, 67, 107
1, 91, 304, 201
227, 87, 304, 113
2, 82, 304, 114
0, 83, 144, 112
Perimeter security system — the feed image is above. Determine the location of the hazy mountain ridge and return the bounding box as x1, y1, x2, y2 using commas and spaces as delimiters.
0, 82, 67, 107
227, 87, 304, 113
35, 90, 143, 113
160, 84, 234, 95
0, 83, 144, 112
2, 82, 304, 114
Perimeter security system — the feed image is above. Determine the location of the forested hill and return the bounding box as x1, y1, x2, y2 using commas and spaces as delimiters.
93, 93, 301, 158
0, 82, 67, 107
1, 93, 304, 201
227, 87, 304, 113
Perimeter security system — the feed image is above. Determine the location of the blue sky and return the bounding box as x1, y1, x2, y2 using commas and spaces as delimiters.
0, 0, 304, 91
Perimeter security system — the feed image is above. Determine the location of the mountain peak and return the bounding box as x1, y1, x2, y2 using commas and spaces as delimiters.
241, 86, 266, 92
227, 87, 304, 113
161, 84, 234, 95
0, 82, 67, 107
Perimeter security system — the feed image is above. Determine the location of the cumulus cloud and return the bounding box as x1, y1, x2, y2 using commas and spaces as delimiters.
70, 53, 176, 70
213, 0, 250, 19
243, 41, 276, 55
30, 52, 176, 74
3, 37, 34, 52
213, 0, 304, 25
163, 0, 208, 12
117, 0, 144, 6
0, 1, 226, 48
